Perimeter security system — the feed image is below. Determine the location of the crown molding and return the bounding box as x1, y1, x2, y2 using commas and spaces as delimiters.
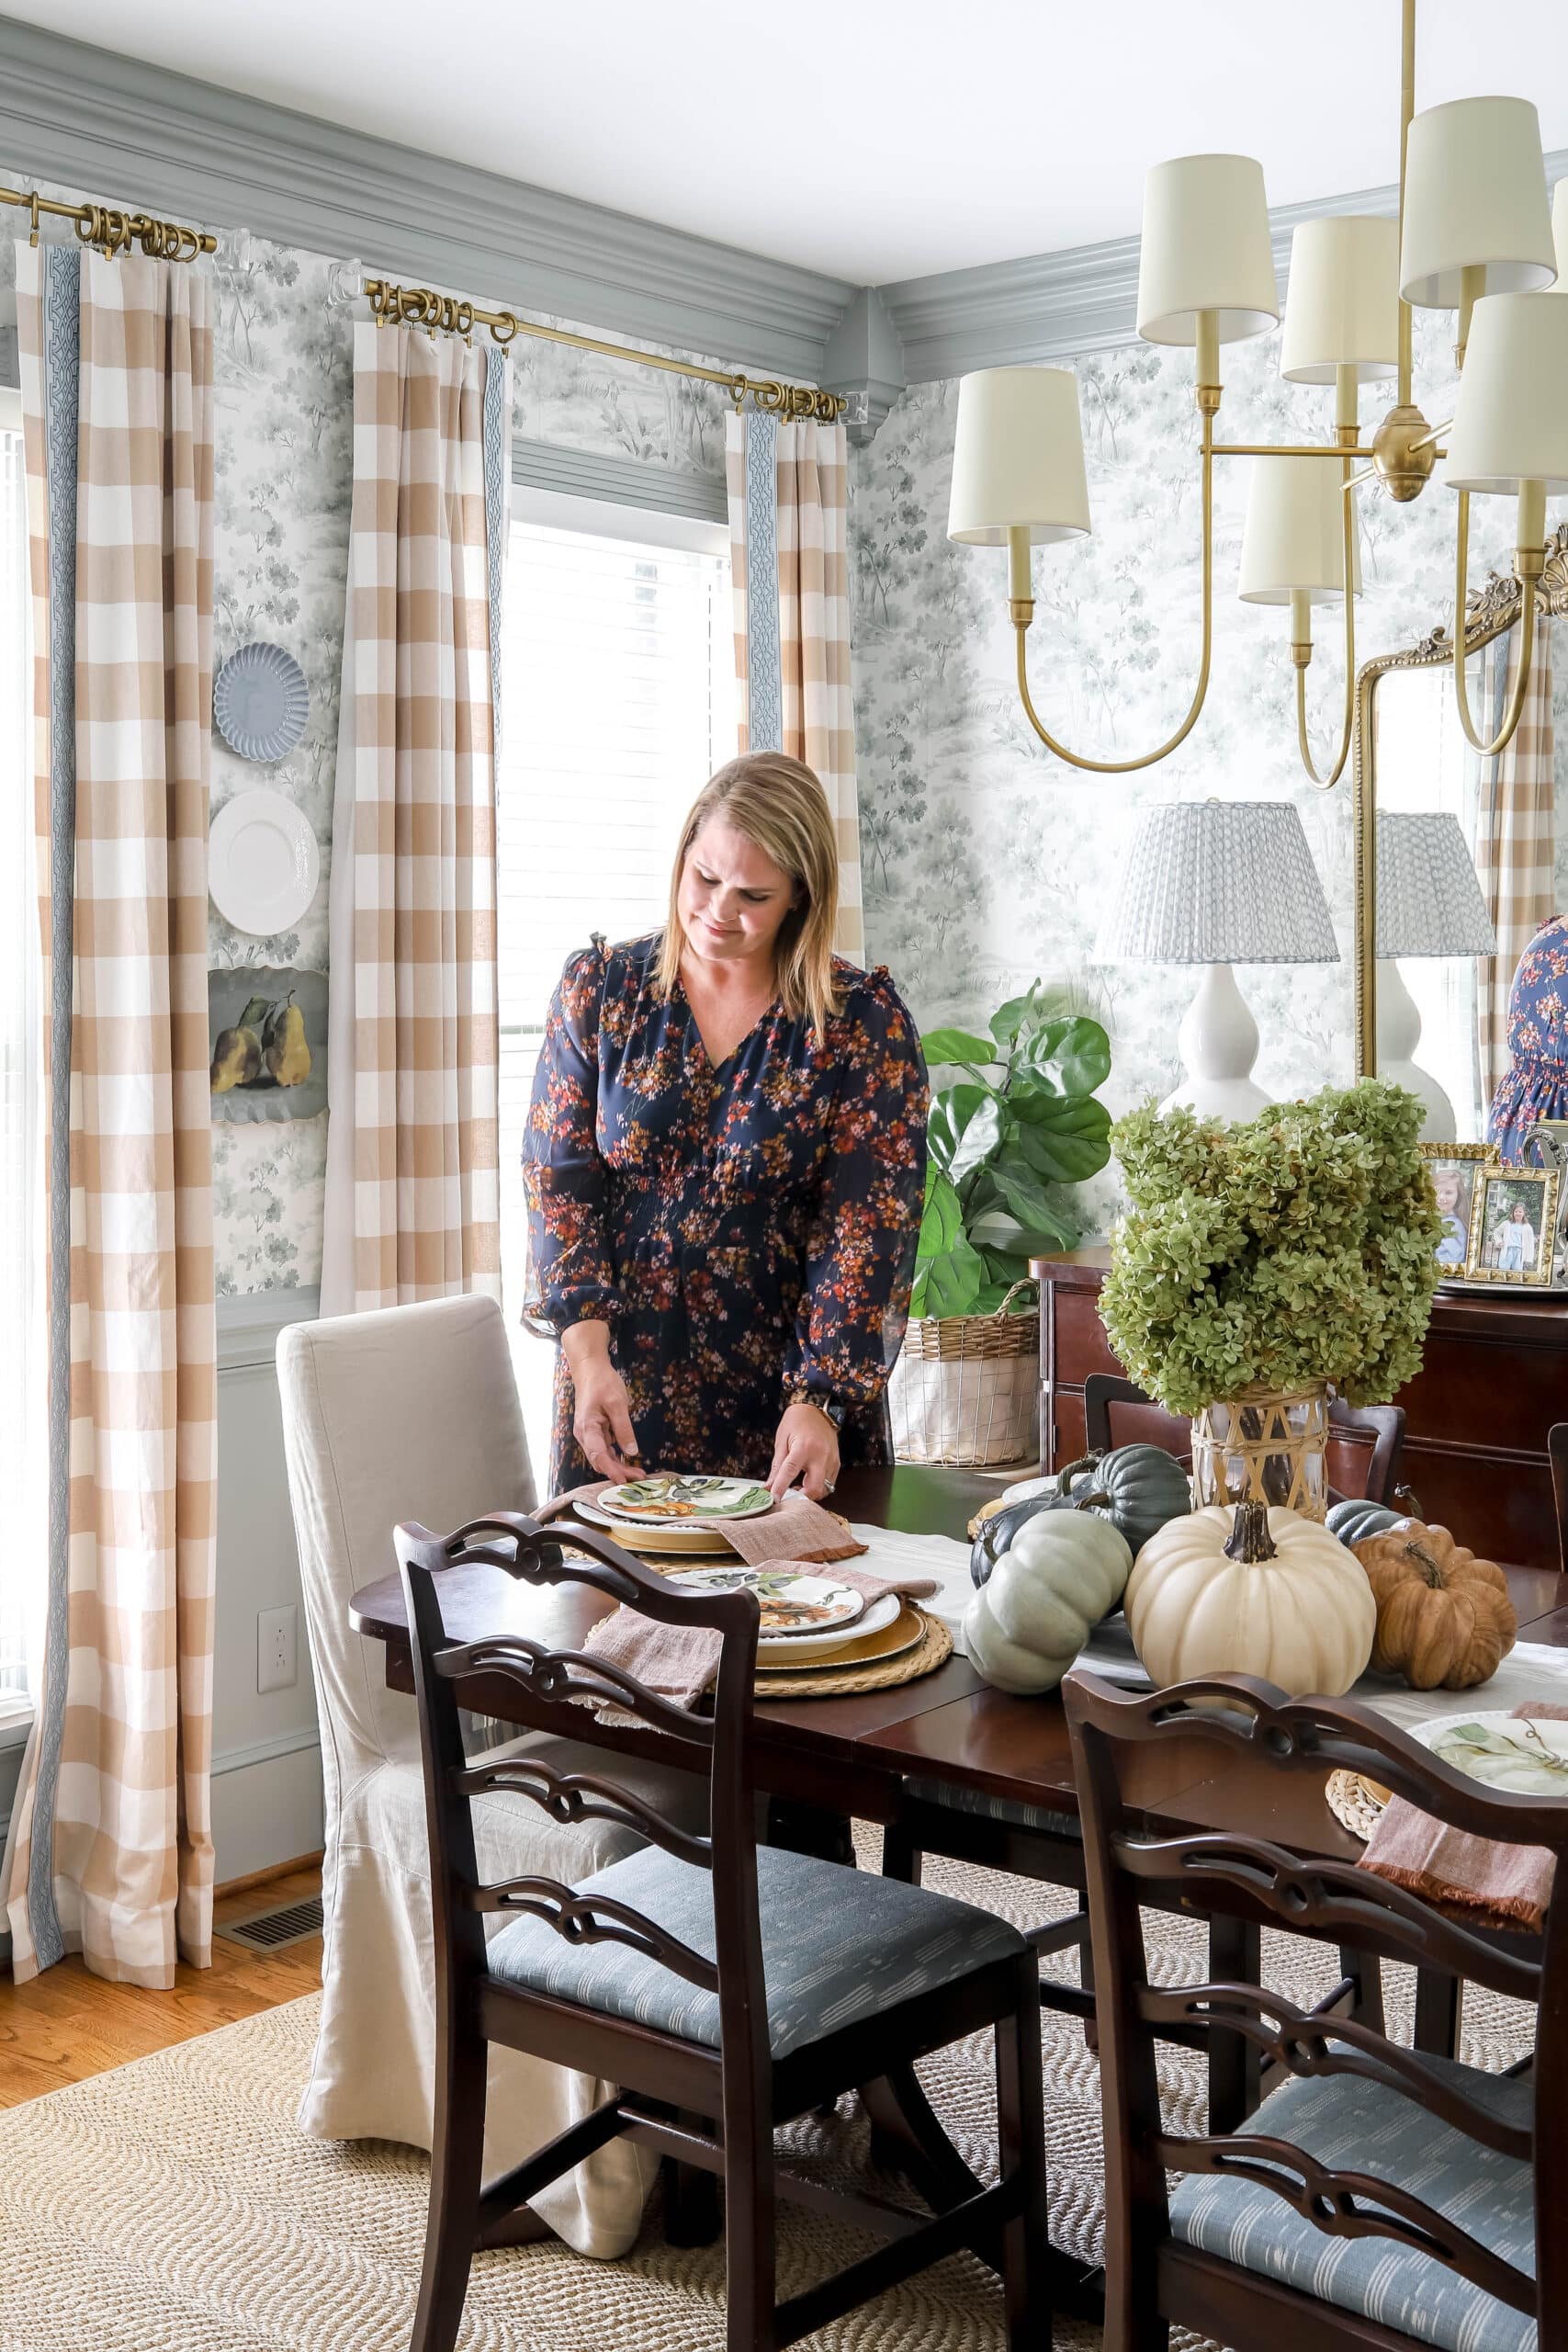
0, 14, 855, 383
877, 155, 1568, 385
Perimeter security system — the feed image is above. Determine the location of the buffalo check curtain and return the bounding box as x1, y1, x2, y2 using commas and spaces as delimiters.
2, 244, 218, 1988
1476, 616, 1556, 1102
320, 323, 505, 1315
725, 410, 864, 958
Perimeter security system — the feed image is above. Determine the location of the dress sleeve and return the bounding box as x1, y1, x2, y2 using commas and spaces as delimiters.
521, 946, 621, 1333
784, 969, 929, 1411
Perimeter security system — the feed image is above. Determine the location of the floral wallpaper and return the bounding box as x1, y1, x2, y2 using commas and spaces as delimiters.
851, 309, 1568, 1237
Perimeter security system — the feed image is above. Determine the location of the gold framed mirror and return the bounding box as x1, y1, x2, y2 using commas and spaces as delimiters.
1352, 524, 1568, 1155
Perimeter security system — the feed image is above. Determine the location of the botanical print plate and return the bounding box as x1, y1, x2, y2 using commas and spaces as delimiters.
596, 1474, 773, 1524
752, 1596, 920, 1669
666, 1566, 866, 1643
1411, 1711, 1568, 1794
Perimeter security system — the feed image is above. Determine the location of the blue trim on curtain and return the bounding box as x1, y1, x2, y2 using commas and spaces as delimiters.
744, 411, 783, 752
30, 244, 81, 1973
481, 345, 507, 761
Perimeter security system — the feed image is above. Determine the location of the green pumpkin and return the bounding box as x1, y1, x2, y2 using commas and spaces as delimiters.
1325, 1498, 1407, 1548
1048, 1444, 1192, 1554
963, 1510, 1134, 1695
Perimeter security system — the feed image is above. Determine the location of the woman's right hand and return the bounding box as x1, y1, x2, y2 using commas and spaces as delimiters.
561, 1321, 640, 1480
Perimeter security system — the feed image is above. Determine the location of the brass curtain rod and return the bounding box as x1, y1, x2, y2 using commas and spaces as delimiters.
365, 275, 846, 421
0, 180, 215, 262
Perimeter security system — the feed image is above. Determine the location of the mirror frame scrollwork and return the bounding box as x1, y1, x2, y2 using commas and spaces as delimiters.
1352, 521, 1568, 1080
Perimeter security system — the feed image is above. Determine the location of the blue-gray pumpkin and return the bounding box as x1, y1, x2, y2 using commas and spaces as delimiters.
1325, 1498, 1406, 1548
1046, 1445, 1192, 1555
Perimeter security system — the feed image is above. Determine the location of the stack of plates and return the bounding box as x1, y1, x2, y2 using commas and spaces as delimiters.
576, 1474, 773, 1557
663, 1566, 925, 1675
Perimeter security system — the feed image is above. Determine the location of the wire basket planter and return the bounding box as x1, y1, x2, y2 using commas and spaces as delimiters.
888, 1281, 1039, 1467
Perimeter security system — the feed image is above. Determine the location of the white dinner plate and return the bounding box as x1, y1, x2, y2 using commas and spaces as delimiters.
664, 1566, 865, 1644
209, 790, 320, 935
751, 1592, 907, 1665
1409, 1710, 1568, 1795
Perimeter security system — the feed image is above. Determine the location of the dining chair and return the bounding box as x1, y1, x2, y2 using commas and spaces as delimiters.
1084, 1372, 1408, 1506
396, 1506, 1052, 2352
1550, 1421, 1568, 1573
1065, 1665, 1563, 2352
277, 1293, 703, 2259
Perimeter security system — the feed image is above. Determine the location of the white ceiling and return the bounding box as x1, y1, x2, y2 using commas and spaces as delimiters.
21, 0, 1568, 284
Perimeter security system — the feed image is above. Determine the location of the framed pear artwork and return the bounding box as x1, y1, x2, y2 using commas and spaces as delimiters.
208, 966, 327, 1122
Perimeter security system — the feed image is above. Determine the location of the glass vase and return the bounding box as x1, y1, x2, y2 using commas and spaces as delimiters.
1190, 1384, 1330, 1521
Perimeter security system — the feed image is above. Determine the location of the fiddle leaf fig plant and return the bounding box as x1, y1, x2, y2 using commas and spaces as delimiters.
912, 983, 1113, 1320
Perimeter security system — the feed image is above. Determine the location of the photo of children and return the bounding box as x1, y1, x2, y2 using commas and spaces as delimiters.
1472, 1170, 1556, 1283
1428, 1161, 1475, 1272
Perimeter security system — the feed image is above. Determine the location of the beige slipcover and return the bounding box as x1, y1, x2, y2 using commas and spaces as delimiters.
276, 1294, 668, 2256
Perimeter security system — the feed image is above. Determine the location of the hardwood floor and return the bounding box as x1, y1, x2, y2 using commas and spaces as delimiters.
0, 1858, 323, 2108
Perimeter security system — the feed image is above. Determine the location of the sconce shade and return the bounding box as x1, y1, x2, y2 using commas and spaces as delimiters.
947, 367, 1091, 545
1238, 454, 1363, 605
1096, 799, 1338, 965
1375, 811, 1498, 957
1280, 216, 1400, 382
1400, 97, 1556, 308
1136, 154, 1280, 345
1443, 291, 1568, 493
1555, 178, 1568, 283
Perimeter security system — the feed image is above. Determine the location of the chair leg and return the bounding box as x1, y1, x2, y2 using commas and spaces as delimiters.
722, 2113, 777, 2352
411, 2013, 489, 2352
1206, 1914, 1261, 2132
996, 1960, 1052, 2351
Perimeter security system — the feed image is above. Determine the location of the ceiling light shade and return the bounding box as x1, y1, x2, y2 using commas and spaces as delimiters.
947, 367, 1091, 546
1238, 455, 1363, 605
1280, 216, 1400, 383
1554, 179, 1568, 282
1375, 812, 1497, 957
1442, 292, 1568, 493
1136, 154, 1279, 346
1400, 97, 1555, 308
1097, 799, 1337, 965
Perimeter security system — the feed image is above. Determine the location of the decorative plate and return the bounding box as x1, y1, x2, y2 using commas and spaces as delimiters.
665, 1566, 864, 1641
214, 641, 310, 763
209, 791, 320, 936
1409, 1711, 1568, 1794
750, 1596, 919, 1669
596, 1474, 774, 1525
569, 1499, 739, 1556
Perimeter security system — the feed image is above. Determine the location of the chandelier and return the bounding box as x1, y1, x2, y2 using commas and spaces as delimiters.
949, 0, 1568, 786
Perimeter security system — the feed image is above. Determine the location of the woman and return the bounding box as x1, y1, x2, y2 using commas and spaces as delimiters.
523, 753, 928, 1500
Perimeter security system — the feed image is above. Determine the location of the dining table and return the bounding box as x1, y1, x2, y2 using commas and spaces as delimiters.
349, 1463, 1568, 2307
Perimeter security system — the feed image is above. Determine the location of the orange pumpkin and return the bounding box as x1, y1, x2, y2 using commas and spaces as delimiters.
1350, 1521, 1517, 1690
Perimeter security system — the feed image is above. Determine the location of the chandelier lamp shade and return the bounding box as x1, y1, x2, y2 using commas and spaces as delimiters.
950, 0, 1562, 790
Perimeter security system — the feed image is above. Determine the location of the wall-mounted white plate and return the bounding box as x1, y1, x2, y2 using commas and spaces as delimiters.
209, 790, 319, 936
214, 641, 310, 762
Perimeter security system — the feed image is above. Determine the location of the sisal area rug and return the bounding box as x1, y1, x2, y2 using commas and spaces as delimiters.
0, 1838, 1533, 2352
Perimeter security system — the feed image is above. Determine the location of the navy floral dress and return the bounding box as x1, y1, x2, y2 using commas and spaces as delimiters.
523, 934, 928, 1493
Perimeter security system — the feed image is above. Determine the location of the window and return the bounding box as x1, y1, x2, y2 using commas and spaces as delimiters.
496, 493, 737, 1473
0, 384, 41, 1729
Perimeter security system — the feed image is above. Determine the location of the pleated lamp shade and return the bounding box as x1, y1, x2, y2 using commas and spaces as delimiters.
1137, 154, 1279, 345
1375, 813, 1498, 957
1280, 216, 1400, 383
948, 368, 1091, 546
1238, 454, 1363, 605
1400, 97, 1556, 308
1443, 291, 1568, 493
1097, 800, 1338, 965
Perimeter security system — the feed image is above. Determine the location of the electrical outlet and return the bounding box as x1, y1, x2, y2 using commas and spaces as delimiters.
257, 1604, 298, 1694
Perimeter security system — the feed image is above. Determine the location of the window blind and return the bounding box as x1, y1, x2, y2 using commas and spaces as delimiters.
496, 511, 737, 1471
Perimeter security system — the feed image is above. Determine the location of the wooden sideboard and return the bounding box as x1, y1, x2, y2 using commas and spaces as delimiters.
1032, 1248, 1568, 1572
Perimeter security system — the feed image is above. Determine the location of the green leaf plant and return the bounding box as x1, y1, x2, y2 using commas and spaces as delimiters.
911, 982, 1113, 1321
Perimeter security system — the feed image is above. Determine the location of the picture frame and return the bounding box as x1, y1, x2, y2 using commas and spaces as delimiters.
1417, 1142, 1497, 1282
1463, 1164, 1562, 1287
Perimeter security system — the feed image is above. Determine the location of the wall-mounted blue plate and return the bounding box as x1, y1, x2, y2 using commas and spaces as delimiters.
214, 641, 310, 763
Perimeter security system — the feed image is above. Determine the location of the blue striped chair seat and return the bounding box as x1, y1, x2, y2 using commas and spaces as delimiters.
1170, 2047, 1535, 2352
488, 1841, 1027, 2060
905, 1775, 1078, 1839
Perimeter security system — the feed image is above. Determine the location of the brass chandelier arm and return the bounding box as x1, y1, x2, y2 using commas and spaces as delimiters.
1294, 477, 1359, 789
1011, 413, 1215, 774
1450, 490, 1539, 757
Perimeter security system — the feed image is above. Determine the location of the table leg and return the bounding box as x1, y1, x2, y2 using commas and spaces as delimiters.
1206, 1915, 1262, 2132
1414, 1966, 1462, 2059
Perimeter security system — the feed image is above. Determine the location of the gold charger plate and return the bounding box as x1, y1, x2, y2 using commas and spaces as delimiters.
753, 1600, 927, 1676
753, 1607, 953, 1700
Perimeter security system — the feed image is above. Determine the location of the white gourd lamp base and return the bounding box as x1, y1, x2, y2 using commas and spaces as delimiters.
1375, 956, 1457, 1143
1159, 962, 1271, 1120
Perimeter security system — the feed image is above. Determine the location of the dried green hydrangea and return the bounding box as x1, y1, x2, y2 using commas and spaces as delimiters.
1099, 1081, 1442, 1417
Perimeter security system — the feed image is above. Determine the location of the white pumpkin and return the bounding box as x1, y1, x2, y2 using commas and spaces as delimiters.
1123, 1499, 1375, 1698
964, 1509, 1134, 1695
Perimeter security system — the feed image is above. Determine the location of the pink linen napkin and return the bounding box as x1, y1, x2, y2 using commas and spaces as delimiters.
541, 1478, 868, 1566
583, 1558, 939, 1712
1358, 1702, 1566, 1936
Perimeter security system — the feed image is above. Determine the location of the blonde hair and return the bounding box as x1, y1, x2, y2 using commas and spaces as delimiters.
656, 754, 844, 1035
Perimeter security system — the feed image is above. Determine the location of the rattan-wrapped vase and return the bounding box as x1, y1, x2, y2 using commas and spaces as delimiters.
887, 1282, 1038, 1467
1190, 1383, 1329, 1521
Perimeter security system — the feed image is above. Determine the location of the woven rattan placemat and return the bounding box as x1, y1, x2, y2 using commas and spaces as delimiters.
1325, 1766, 1389, 1841
753, 1607, 953, 1699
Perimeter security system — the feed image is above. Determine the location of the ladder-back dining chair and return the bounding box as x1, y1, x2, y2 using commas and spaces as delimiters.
1065, 1666, 1564, 2352
1549, 1421, 1568, 1573
396, 1508, 1051, 2352
1085, 1373, 1408, 1507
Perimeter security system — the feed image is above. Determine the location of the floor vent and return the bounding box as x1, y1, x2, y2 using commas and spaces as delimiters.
218, 1895, 324, 1952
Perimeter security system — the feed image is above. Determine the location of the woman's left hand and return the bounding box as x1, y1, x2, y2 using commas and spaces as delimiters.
768, 1401, 840, 1502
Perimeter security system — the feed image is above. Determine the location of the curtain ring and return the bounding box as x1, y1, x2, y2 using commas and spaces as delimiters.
491, 311, 518, 346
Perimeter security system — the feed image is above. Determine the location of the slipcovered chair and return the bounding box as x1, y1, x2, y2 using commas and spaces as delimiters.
277, 1293, 696, 2256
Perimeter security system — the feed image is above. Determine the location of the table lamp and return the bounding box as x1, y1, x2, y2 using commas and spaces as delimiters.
1098, 798, 1338, 1118
1375, 810, 1498, 1141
